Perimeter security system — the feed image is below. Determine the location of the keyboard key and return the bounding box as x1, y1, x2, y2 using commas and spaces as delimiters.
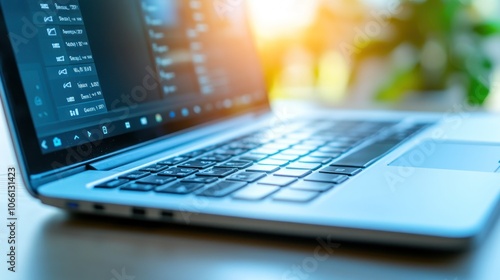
291, 144, 318, 152
382, 125, 426, 141
274, 169, 311, 178
261, 143, 291, 151
156, 182, 204, 194
233, 185, 280, 201
140, 164, 169, 173
215, 148, 247, 156
269, 154, 300, 162
273, 189, 320, 203
120, 183, 155, 192
258, 176, 297, 187
95, 179, 129, 189
287, 162, 321, 170
302, 140, 327, 146
228, 171, 266, 182
386, 133, 411, 142
227, 142, 260, 150
178, 160, 217, 169
259, 159, 289, 166
321, 166, 362, 176
199, 154, 232, 162
198, 181, 247, 197
290, 182, 334, 192
182, 150, 206, 158
158, 156, 188, 166
334, 137, 358, 143
281, 149, 311, 156
308, 152, 341, 159
181, 177, 219, 184
119, 171, 150, 180
200, 143, 225, 152
158, 168, 198, 178
309, 134, 333, 141
305, 173, 349, 184
239, 154, 269, 162
274, 138, 302, 145
299, 157, 332, 164
137, 176, 176, 185
218, 160, 253, 169
326, 142, 353, 149
197, 168, 237, 177
331, 141, 400, 168
318, 147, 348, 154
287, 132, 315, 140
240, 136, 272, 145
247, 165, 280, 173
251, 148, 281, 156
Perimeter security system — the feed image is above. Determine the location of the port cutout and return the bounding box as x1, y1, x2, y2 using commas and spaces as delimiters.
93, 204, 105, 211
132, 208, 146, 216
67, 202, 79, 209
161, 211, 174, 219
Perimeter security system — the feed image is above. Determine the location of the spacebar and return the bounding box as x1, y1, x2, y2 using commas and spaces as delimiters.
331, 141, 401, 168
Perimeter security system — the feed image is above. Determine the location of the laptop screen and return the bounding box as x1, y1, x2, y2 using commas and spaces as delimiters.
0, 0, 266, 154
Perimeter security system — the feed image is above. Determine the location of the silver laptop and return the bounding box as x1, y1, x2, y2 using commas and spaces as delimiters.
1, 0, 499, 250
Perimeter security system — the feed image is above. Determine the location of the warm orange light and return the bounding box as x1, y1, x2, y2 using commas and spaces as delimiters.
248, 0, 319, 39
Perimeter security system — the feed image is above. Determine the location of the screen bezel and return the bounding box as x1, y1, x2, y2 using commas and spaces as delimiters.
0, 2, 270, 177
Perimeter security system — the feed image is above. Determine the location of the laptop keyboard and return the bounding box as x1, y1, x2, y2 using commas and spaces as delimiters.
95, 120, 432, 203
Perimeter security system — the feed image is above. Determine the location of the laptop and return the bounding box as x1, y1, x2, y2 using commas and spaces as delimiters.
1, 0, 499, 250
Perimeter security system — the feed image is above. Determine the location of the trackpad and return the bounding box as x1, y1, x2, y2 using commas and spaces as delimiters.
390, 141, 500, 173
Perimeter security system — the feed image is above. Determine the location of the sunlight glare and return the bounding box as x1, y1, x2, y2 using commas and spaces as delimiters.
248, 0, 319, 39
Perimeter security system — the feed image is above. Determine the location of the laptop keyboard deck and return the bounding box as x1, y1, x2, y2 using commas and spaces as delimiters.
95, 120, 431, 203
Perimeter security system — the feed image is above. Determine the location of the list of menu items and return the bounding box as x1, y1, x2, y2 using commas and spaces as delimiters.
141, 0, 207, 97
37, 0, 107, 121
142, 0, 237, 99
185, 0, 214, 95
141, 0, 179, 96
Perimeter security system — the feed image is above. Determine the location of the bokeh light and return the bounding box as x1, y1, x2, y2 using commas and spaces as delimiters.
248, 0, 319, 39
247, 0, 500, 110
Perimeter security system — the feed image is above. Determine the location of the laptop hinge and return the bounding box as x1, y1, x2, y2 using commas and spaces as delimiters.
28, 108, 271, 190
88, 134, 188, 171
30, 164, 92, 191
89, 110, 270, 171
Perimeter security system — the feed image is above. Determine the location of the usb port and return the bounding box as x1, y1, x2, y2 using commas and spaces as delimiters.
161, 211, 174, 219
132, 208, 146, 216
93, 204, 105, 211
67, 202, 79, 210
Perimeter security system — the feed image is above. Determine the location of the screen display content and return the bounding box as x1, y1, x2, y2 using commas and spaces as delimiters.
1, 0, 266, 154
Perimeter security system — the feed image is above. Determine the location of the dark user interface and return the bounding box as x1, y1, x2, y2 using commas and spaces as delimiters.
1, 0, 265, 153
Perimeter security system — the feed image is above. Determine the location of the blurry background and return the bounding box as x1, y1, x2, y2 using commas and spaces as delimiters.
247, 0, 500, 111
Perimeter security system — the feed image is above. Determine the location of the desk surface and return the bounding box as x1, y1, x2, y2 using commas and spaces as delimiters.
1, 102, 500, 280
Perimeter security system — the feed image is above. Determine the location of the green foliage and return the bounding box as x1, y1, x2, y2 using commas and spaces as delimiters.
350, 0, 500, 105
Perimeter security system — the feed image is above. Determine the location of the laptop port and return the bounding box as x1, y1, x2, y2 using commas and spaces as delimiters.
93, 204, 105, 211
161, 211, 174, 219
132, 208, 146, 216
66, 202, 79, 210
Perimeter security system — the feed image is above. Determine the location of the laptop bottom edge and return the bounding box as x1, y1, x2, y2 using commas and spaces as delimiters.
39, 195, 491, 251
